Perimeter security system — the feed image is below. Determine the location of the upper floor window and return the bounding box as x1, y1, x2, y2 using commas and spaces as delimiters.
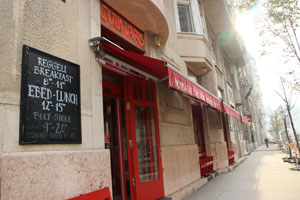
217, 87, 224, 100
178, 3, 194, 32
197, 0, 208, 37
175, 0, 208, 37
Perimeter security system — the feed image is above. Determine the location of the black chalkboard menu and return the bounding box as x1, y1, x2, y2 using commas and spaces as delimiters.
20, 45, 81, 144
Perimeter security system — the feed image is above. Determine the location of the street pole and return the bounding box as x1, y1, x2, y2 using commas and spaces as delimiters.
283, 115, 292, 160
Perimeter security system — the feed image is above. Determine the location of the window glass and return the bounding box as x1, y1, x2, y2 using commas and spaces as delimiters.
198, 0, 208, 37
134, 106, 158, 182
217, 88, 224, 100
178, 4, 193, 32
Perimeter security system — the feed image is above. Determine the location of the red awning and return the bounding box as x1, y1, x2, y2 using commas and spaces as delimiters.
246, 114, 252, 122
100, 43, 248, 124
100, 43, 168, 79
168, 68, 223, 111
241, 116, 250, 124
223, 103, 241, 121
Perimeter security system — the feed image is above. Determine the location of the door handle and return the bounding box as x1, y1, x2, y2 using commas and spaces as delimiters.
131, 177, 136, 187
129, 139, 133, 148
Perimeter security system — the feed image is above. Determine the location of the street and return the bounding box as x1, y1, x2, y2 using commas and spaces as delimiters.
185, 144, 300, 200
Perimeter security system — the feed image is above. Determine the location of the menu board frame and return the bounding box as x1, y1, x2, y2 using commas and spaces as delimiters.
19, 45, 82, 144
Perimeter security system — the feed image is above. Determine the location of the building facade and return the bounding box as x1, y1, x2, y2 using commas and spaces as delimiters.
0, 0, 265, 199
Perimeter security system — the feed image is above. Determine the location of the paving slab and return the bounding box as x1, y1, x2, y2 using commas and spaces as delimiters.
184, 144, 300, 200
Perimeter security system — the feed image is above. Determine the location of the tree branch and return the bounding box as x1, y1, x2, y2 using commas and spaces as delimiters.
289, 17, 300, 61
284, 23, 300, 63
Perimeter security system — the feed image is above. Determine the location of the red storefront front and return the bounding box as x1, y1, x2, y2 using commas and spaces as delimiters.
95, 1, 250, 199
99, 2, 166, 200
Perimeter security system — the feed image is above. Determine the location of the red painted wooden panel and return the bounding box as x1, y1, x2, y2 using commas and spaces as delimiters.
68, 187, 112, 200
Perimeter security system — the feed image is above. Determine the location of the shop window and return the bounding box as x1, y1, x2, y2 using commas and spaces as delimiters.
177, 3, 194, 32
134, 106, 158, 182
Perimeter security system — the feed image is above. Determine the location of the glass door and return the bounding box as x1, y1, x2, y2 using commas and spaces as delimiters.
124, 77, 164, 200
103, 96, 124, 200
103, 78, 131, 200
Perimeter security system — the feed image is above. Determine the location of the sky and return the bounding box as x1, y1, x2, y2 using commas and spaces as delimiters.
235, 5, 300, 133
235, 6, 298, 110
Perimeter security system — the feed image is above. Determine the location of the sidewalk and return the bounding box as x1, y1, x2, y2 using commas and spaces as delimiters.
184, 144, 300, 200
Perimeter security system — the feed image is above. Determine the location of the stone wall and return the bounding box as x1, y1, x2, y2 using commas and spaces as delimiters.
0, 1, 109, 199
0, 0, 104, 153
161, 144, 200, 196
0, 150, 111, 200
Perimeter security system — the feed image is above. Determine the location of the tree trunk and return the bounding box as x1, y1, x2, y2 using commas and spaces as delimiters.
287, 104, 300, 154
283, 115, 292, 159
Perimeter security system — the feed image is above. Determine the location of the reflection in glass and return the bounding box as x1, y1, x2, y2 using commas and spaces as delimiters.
103, 97, 122, 199
120, 101, 131, 200
134, 106, 158, 182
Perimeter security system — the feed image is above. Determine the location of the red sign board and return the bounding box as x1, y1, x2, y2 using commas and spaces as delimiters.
167, 68, 251, 124
100, 1, 144, 48
168, 68, 222, 111
204, 92, 223, 112
223, 104, 241, 120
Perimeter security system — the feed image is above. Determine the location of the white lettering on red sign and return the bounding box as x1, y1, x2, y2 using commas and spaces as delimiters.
168, 68, 222, 111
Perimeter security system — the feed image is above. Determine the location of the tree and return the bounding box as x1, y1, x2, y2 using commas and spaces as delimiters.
277, 105, 293, 159
275, 76, 300, 154
234, 0, 300, 86
268, 108, 282, 140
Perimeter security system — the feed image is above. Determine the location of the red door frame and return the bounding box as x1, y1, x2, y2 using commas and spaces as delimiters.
103, 80, 128, 200
222, 113, 229, 149
191, 101, 206, 155
124, 77, 164, 200
102, 63, 164, 200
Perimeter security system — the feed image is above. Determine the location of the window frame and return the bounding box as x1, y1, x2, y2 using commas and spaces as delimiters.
197, 0, 208, 38
217, 87, 224, 100
177, 2, 195, 33
174, 0, 208, 38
